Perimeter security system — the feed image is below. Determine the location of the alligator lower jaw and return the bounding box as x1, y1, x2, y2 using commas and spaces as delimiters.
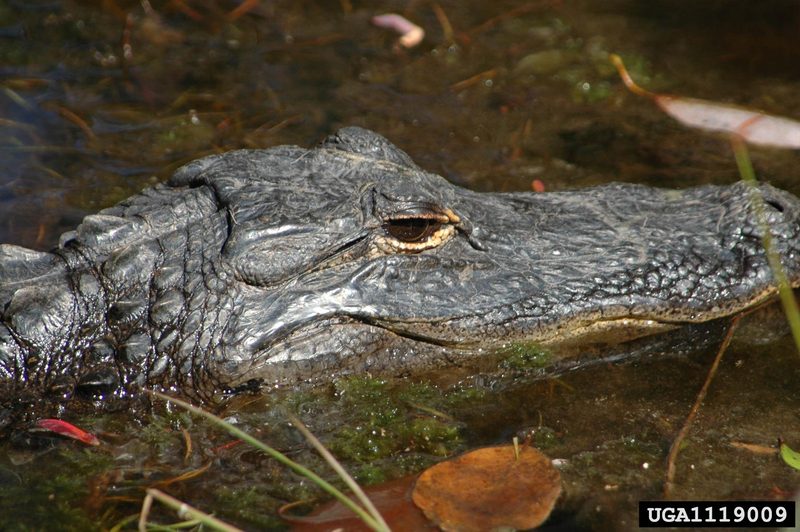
539, 317, 681, 346
538, 288, 792, 346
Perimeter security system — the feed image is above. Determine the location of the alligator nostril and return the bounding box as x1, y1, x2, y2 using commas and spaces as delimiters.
76, 367, 119, 398
765, 199, 785, 213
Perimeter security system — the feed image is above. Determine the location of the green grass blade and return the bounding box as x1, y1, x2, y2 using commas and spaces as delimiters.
731, 136, 800, 355
285, 412, 391, 531
142, 489, 241, 532
147, 390, 387, 532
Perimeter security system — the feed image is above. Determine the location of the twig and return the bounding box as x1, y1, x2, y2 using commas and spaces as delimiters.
3, 87, 32, 110
47, 104, 96, 142
729, 441, 778, 455
609, 54, 655, 98
450, 68, 498, 92
168, 0, 204, 22
406, 402, 454, 421
466, 3, 544, 37
226, 0, 259, 22
138, 490, 153, 532
432, 3, 454, 43
181, 427, 192, 462
663, 315, 740, 498
151, 462, 211, 489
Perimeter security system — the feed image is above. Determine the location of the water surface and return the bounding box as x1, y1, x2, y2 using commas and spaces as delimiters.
1, 1, 799, 529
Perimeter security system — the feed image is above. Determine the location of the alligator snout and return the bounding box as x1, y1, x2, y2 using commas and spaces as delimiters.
755, 183, 800, 232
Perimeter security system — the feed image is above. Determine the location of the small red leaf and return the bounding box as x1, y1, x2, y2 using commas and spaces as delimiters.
36, 418, 100, 446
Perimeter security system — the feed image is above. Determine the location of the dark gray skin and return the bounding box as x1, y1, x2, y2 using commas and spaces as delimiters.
1, 127, 800, 406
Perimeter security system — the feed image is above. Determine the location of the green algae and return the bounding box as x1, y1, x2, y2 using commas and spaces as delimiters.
327, 377, 464, 464
500, 343, 553, 370
212, 486, 285, 529
0, 447, 115, 531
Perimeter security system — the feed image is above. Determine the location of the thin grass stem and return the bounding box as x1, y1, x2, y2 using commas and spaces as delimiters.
140, 488, 242, 532
147, 390, 387, 532
285, 412, 391, 531
730, 136, 800, 354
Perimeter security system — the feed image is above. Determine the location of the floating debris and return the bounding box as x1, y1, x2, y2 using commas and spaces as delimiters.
611, 53, 800, 149
371, 14, 425, 48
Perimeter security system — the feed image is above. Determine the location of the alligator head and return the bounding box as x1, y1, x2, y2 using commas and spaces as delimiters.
1, 127, 800, 399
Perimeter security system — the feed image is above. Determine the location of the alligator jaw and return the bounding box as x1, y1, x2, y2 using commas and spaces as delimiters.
539, 317, 681, 345
538, 285, 788, 345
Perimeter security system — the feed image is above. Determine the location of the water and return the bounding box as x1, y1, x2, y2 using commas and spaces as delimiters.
1, 1, 799, 529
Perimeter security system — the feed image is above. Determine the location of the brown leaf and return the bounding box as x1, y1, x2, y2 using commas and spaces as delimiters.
412, 445, 561, 531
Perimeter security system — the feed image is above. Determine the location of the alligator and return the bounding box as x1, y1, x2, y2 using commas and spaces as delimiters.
2, 127, 800, 410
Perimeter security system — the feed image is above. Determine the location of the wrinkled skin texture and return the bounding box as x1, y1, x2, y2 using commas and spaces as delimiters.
1, 127, 800, 406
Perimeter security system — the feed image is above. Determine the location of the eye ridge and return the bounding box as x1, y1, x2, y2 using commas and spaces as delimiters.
383, 218, 442, 243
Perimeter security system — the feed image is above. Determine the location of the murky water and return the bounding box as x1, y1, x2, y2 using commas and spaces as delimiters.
1, 1, 799, 529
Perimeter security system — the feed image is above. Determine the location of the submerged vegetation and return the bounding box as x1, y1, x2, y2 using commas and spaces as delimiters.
499, 343, 553, 371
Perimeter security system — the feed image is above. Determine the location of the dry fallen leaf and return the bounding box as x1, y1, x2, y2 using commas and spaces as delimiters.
610, 54, 800, 149
412, 445, 561, 531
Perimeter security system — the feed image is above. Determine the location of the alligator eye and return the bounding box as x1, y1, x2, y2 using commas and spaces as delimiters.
383, 218, 442, 243
376, 209, 459, 253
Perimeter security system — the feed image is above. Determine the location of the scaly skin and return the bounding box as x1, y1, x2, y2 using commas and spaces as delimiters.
1, 127, 800, 408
